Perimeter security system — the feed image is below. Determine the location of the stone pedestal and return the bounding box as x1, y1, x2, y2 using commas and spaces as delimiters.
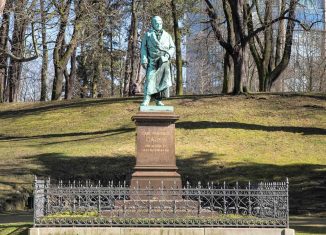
130, 109, 181, 189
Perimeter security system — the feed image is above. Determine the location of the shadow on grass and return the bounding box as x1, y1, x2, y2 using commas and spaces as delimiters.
292, 226, 326, 234
281, 93, 326, 101
29, 153, 136, 184
1, 93, 325, 120
0, 127, 134, 143
0, 223, 31, 235
14, 151, 324, 215
302, 104, 326, 110
0, 94, 224, 120
176, 121, 326, 135
0, 97, 141, 120
291, 217, 326, 234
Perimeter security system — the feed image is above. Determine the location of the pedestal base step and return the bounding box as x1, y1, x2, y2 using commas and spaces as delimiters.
130, 171, 182, 190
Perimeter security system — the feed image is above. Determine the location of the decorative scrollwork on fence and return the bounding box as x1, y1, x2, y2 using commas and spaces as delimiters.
33, 177, 289, 228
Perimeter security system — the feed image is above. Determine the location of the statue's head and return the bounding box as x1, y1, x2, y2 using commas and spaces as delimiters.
151, 16, 163, 31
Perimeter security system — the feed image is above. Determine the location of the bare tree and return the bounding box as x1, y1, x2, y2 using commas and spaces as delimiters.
51, 0, 83, 100
247, 0, 298, 91
0, 1, 10, 102
171, 0, 183, 95
7, 0, 38, 102
204, 0, 300, 94
123, 0, 139, 96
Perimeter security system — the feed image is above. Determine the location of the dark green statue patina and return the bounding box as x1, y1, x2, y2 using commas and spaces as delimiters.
140, 16, 175, 106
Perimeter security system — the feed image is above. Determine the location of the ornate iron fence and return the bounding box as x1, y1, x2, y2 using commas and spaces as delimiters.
33, 177, 289, 227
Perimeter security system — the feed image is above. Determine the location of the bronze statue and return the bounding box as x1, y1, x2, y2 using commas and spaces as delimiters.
140, 16, 175, 106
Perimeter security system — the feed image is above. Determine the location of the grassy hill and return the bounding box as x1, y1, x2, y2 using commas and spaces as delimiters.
0, 94, 325, 217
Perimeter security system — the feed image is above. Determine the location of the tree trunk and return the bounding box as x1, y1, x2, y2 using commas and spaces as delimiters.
222, 0, 235, 94
92, 37, 104, 98
233, 58, 242, 94
40, 0, 48, 101
65, 48, 76, 99
91, 69, 98, 98
129, 1, 139, 96
123, 52, 131, 97
171, 0, 183, 96
110, 31, 115, 96
226, 0, 247, 94
0, 3, 10, 103
322, 0, 326, 91
53, 67, 65, 100
232, 46, 247, 94
222, 52, 233, 93
272, 0, 286, 91
261, 1, 273, 92
52, 0, 81, 100
275, 0, 286, 66
8, 3, 28, 102
123, 0, 137, 96
242, 45, 249, 92
92, 0, 105, 98
52, 3, 69, 100
268, 0, 297, 90
119, 54, 124, 97
80, 44, 89, 98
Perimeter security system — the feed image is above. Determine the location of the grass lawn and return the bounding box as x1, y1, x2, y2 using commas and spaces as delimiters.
0, 94, 325, 233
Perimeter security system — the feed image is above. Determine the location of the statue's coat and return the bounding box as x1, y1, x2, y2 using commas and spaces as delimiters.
141, 29, 175, 97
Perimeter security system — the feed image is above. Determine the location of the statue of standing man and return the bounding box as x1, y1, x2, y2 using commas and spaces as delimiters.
140, 16, 175, 106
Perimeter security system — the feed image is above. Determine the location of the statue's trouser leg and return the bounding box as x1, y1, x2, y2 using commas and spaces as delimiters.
153, 92, 164, 106
153, 93, 162, 102
141, 78, 151, 105
141, 95, 151, 106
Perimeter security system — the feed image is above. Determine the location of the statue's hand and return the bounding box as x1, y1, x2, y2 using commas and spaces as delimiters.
142, 63, 148, 69
160, 55, 169, 63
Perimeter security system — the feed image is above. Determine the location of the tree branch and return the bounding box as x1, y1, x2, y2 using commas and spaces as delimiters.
203, 0, 234, 55
5, 22, 39, 62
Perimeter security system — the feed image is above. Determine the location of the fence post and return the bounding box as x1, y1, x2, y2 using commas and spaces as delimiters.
98, 187, 101, 213
148, 181, 151, 215
58, 180, 62, 213
286, 178, 289, 228
73, 180, 76, 213
197, 181, 201, 215
273, 182, 276, 221
33, 176, 38, 226
223, 182, 226, 214
259, 182, 263, 217
45, 177, 50, 215
236, 182, 239, 214
248, 181, 251, 216
210, 182, 213, 216
34, 176, 46, 225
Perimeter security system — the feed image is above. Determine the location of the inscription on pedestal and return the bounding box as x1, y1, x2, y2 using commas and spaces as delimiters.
142, 130, 169, 153
136, 125, 175, 166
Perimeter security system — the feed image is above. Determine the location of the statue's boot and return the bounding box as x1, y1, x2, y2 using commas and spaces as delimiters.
155, 100, 164, 106
141, 95, 151, 106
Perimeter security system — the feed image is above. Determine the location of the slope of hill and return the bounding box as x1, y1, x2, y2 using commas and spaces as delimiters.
0, 94, 325, 215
